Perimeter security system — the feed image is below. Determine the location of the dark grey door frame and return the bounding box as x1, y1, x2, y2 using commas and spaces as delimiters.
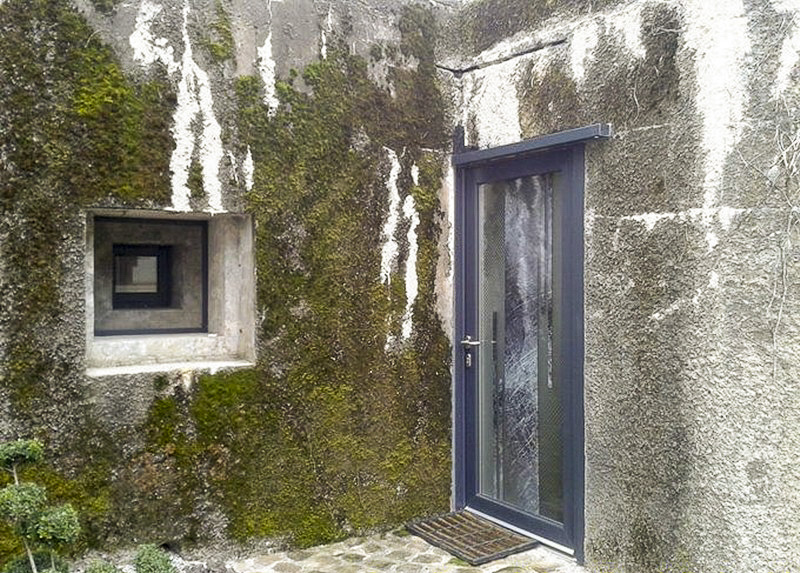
452, 124, 610, 564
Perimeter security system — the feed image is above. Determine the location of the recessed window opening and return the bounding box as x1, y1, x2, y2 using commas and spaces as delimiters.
112, 245, 172, 309
93, 217, 208, 336
86, 210, 256, 374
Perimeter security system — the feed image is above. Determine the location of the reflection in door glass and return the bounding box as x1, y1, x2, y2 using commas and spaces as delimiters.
477, 174, 563, 522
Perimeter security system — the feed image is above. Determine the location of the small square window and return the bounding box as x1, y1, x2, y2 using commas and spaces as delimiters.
93, 217, 208, 335
112, 245, 171, 309
86, 211, 256, 373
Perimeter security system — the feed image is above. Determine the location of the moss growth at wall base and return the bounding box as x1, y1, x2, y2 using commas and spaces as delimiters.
216, 7, 452, 545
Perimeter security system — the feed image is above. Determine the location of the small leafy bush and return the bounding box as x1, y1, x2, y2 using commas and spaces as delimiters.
84, 560, 120, 573
0, 443, 43, 477
0, 484, 46, 523
1, 552, 67, 573
30, 506, 80, 547
134, 545, 175, 573
0, 440, 80, 573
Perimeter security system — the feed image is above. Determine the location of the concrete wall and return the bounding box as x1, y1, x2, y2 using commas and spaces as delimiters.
0, 0, 453, 558
440, 0, 800, 571
2, 0, 799, 571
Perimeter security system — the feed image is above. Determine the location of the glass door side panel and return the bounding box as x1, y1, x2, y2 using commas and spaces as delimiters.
476, 174, 563, 523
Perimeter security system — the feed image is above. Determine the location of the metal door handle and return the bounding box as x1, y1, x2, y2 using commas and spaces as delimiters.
460, 335, 481, 348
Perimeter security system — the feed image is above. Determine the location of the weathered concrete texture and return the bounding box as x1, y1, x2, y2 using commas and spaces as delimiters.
2, 0, 800, 570
445, 0, 800, 571
0, 0, 452, 561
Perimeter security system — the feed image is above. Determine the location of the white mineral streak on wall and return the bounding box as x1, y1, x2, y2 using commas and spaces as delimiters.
437, 163, 455, 338
611, 3, 645, 60
462, 59, 523, 148
569, 20, 599, 83
130, 1, 178, 74
683, 0, 750, 250
401, 195, 420, 340
380, 148, 402, 284
620, 212, 677, 232
243, 146, 255, 192
258, 0, 281, 113
772, 0, 800, 97
320, 6, 333, 60
130, 0, 224, 212
227, 151, 239, 185
717, 206, 744, 230
567, 3, 644, 84
616, 207, 746, 234
171, 1, 224, 212
650, 298, 682, 321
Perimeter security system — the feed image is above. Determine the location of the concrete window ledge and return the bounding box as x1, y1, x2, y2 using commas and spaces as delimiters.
86, 332, 254, 374
87, 359, 255, 378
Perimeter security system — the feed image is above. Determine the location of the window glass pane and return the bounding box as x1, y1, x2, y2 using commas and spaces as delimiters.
115, 255, 158, 293
476, 173, 563, 522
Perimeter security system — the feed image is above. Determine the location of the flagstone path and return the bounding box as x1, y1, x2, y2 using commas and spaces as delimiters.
228, 529, 586, 573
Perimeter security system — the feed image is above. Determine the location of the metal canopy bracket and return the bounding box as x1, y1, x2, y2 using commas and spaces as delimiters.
452, 123, 612, 167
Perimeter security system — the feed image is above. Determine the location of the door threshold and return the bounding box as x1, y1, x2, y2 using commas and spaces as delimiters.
464, 507, 575, 558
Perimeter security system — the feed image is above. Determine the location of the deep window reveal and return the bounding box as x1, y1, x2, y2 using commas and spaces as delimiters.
93, 217, 208, 336
112, 244, 172, 309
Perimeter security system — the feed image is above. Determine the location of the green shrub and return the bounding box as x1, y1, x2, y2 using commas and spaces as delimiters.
0, 485, 46, 523
84, 560, 120, 573
30, 506, 80, 547
0, 443, 43, 476
1, 551, 67, 573
0, 440, 80, 573
134, 545, 175, 573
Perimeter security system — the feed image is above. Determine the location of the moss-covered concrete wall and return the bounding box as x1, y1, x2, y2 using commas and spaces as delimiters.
440, 0, 800, 571
4, 0, 800, 570
0, 0, 452, 561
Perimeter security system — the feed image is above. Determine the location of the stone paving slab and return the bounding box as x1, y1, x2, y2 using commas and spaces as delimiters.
228, 529, 586, 573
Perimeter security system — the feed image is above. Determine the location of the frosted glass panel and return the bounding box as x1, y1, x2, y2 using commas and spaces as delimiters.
476, 174, 563, 522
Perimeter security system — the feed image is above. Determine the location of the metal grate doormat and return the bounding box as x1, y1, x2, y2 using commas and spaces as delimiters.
406, 511, 539, 566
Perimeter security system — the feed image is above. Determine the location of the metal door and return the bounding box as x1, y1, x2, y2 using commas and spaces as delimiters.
453, 142, 586, 561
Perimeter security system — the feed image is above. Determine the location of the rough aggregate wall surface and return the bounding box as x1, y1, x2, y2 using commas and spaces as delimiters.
442, 0, 800, 571
0, 0, 452, 561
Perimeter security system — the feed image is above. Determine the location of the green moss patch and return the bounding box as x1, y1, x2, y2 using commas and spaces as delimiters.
203, 0, 235, 63
0, 0, 174, 412
0, 0, 175, 561
222, 5, 451, 546
0, 0, 451, 558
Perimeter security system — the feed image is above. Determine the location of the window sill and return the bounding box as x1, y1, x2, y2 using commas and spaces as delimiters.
87, 332, 254, 372
86, 359, 255, 378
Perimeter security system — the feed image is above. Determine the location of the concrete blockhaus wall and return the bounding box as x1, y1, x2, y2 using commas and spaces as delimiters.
439, 0, 800, 571
1, 0, 799, 571
0, 0, 452, 557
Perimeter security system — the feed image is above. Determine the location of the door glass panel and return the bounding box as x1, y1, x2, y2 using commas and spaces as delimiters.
476, 173, 563, 523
